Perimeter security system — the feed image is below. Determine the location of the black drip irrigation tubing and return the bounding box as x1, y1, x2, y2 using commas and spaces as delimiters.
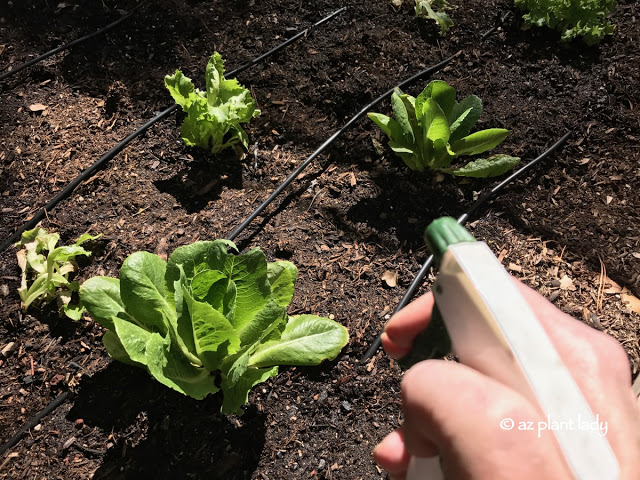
227, 6, 347, 79
0, 1, 149, 83
0, 391, 69, 457
359, 131, 573, 363
225, 52, 460, 241
0, 7, 347, 254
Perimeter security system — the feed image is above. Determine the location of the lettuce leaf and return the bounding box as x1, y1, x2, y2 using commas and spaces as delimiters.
165, 52, 260, 154
15, 228, 100, 320
80, 240, 349, 414
514, 0, 615, 45
415, 0, 454, 34
368, 80, 520, 177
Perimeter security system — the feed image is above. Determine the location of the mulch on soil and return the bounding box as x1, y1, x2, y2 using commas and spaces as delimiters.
1, 0, 639, 478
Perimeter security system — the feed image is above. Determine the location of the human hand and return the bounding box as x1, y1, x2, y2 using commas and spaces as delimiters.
374, 280, 640, 479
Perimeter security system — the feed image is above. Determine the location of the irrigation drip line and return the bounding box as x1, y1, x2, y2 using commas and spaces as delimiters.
225, 52, 460, 241
0, 1, 149, 83
359, 131, 572, 363
0, 8, 346, 254
229, 6, 346, 77
0, 391, 69, 456
0, 106, 178, 255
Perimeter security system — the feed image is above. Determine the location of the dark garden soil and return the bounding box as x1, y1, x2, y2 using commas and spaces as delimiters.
1, 0, 639, 478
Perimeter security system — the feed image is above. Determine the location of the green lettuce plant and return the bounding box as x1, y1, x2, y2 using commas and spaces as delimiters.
165, 52, 260, 154
368, 80, 520, 177
514, 0, 615, 45
415, 0, 454, 34
80, 240, 349, 414
15, 228, 100, 320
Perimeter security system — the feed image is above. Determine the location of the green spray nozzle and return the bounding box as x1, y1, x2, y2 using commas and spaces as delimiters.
424, 217, 475, 264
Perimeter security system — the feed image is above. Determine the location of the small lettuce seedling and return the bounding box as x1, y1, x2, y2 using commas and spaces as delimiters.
15, 228, 100, 320
514, 0, 615, 45
368, 80, 520, 177
415, 0, 453, 34
80, 240, 349, 414
165, 52, 260, 154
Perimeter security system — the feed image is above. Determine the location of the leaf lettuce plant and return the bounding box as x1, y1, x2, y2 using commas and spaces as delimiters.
80, 240, 349, 414
514, 0, 615, 45
415, 0, 454, 34
165, 52, 260, 154
16, 228, 100, 320
368, 80, 520, 178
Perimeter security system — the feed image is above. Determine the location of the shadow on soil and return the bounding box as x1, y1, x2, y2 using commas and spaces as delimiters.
154, 149, 244, 213
327, 157, 477, 251
68, 362, 266, 480
499, 12, 605, 71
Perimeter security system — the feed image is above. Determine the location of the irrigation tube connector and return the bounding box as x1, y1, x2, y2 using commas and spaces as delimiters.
0, 1, 148, 83
360, 131, 572, 363
226, 52, 460, 241
0, 8, 346, 254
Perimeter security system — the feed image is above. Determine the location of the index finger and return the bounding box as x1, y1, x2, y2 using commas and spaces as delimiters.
382, 292, 434, 358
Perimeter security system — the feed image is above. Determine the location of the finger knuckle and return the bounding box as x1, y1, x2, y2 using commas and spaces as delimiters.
578, 330, 630, 385
594, 333, 631, 383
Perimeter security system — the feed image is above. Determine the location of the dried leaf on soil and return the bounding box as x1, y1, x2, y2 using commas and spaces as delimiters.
28, 103, 47, 112
381, 270, 398, 288
559, 275, 575, 291
621, 292, 640, 315
601, 276, 640, 314
603, 276, 623, 294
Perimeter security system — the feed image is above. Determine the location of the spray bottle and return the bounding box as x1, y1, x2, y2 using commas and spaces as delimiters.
403, 217, 619, 480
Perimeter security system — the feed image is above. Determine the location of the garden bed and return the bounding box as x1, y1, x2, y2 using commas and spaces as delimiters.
0, 0, 639, 478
